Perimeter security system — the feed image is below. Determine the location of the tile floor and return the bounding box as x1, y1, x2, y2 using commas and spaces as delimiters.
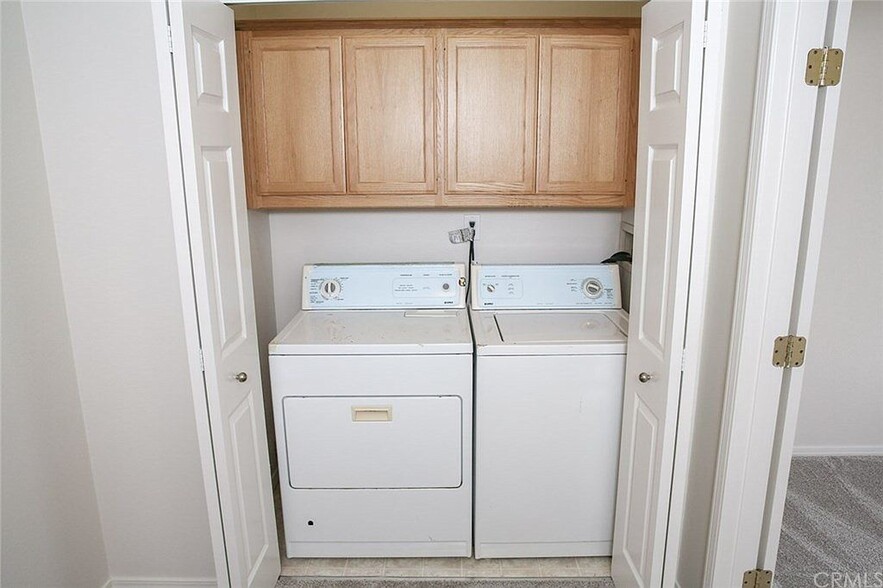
279, 557, 612, 579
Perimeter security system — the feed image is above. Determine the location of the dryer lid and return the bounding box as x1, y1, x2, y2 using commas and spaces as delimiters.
495, 312, 627, 345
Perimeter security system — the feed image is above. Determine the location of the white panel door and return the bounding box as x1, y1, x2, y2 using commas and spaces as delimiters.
169, 2, 280, 586
611, 1, 705, 586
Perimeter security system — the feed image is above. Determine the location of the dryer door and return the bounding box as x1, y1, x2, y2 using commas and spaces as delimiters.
284, 395, 462, 489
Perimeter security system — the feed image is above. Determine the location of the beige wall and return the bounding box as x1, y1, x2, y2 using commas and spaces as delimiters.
795, 0, 883, 454
19, 2, 216, 581
1, 2, 110, 586
233, 0, 643, 21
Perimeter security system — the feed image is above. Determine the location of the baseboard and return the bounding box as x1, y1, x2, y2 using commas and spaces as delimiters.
107, 577, 216, 587
792, 444, 883, 456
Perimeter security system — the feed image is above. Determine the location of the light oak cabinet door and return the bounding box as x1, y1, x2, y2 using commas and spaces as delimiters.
344, 35, 438, 196
537, 35, 636, 202
446, 36, 538, 194
249, 36, 346, 196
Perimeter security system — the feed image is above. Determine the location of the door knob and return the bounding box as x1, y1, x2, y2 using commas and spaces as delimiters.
234, 372, 248, 383
638, 372, 653, 383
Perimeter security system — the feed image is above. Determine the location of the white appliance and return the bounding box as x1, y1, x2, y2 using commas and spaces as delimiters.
269, 263, 473, 558
470, 264, 628, 559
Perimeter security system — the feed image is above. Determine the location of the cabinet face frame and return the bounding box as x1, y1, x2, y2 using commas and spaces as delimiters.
537, 34, 634, 199
343, 32, 441, 200
248, 35, 347, 197
445, 33, 539, 195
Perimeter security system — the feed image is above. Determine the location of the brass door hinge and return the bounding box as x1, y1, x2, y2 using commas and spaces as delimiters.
805, 47, 844, 86
772, 335, 807, 368
743, 569, 773, 588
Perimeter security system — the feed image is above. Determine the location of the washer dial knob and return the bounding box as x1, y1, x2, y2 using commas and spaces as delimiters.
582, 278, 604, 299
319, 279, 342, 300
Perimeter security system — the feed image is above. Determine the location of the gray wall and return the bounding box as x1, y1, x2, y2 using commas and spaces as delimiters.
14, 2, 216, 582
794, 0, 883, 455
1, 2, 110, 585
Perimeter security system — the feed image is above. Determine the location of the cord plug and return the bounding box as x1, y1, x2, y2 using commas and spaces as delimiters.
448, 226, 476, 244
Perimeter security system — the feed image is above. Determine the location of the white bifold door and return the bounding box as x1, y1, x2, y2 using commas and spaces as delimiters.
168, 1, 280, 586
611, 0, 706, 586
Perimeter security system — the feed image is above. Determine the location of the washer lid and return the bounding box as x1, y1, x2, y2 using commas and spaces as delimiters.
495, 312, 627, 345
269, 309, 473, 355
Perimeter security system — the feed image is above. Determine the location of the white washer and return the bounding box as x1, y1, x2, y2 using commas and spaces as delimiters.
270, 263, 473, 558
470, 264, 628, 559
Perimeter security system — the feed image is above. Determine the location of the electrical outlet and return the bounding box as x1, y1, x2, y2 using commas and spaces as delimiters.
464, 214, 481, 241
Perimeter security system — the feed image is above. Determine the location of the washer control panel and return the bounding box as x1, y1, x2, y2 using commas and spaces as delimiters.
471, 264, 622, 309
303, 263, 467, 309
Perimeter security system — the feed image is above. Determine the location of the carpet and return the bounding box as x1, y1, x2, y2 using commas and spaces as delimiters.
774, 456, 883, 588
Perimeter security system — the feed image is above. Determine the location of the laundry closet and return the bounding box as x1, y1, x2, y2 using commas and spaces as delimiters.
232, 0, 647, 573
149, 0, 707, 584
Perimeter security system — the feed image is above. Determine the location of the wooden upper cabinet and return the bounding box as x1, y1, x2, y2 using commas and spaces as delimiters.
344, 34, 438, 196
537, 34, 637, 203
446, 36, 538, 194
248, 36, 346, 197
237, 20, 639, 208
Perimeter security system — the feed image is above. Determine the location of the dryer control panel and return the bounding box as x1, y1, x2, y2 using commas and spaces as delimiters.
303, 263, 467, 310
471, 264, 622, 309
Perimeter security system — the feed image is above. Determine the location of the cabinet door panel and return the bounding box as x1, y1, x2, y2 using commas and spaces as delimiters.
446, 36, 538, 194
344, 35, 437, 195
250, 37, 345, 195
538, 35, 634, 196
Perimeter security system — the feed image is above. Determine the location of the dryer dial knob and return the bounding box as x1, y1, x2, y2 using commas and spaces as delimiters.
320, 279, 342, 300
582, 278, 603, 299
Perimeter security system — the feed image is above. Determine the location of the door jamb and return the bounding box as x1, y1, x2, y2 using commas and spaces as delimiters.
151, 2, 232, 586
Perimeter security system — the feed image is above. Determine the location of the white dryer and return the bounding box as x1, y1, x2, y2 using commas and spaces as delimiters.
470, 264, 628, 559
269, 263, 473, 558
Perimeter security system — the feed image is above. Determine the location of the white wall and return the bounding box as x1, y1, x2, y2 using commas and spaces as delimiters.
794, 0, 883, 455
268, 210, 623, 326
1, 2, 110, 585
19, 2, 216, 581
